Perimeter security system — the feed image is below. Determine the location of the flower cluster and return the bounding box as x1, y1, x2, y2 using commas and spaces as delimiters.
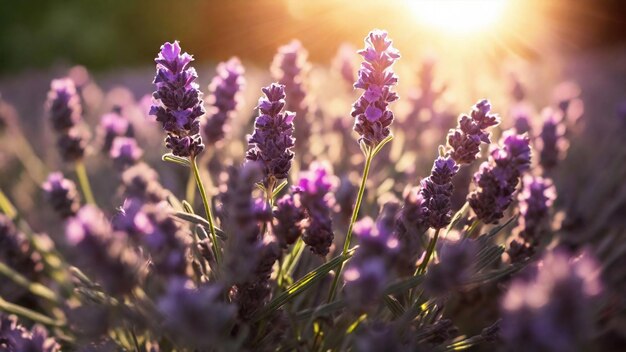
272, 194, 306, 248
150, 41, 205, 157
420, 156, 460, 229
352, 29, 400, 147
46, 78, 88, 162
42, 172, 81, 219
271, 40, 311, 152
203, 57, 245, 145
447, 99, 500, 165
246, 83, 296, 183
110, 136, 143, 170
295, 161, 336, 256
97, 107, 133, 154
0, 314, 60, 351
120, 162, 169, 203
394, 186, 429, 275
469, 131, 531, 224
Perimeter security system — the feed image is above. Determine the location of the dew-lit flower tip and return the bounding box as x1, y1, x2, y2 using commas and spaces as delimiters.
271, 40, 311, 151
203, 57, 245, 145
420, 156, 460, 229
42, 172, 81, 219
295, 161, 336, 256
538, 107, 568, 170
469, 130, 531, 224
447, 99, 500, 165
65, 205, 142, 295
149, 41, 205, 157
501, 250, 602, 352
352, 29, 400, 147
110, 136, 143, 170
246, 83, 295, 183
46, 78, 82, 132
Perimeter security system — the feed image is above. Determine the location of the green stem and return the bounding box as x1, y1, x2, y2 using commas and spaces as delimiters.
465, 219, 481, 238
190, 155, 221, 267
0, 188, 17, 218
0, 296, 63, 327
185, 171, 196, 208
75, 161, 96, 205
0, 261, 59, 303
417, 228, 441, 275
13, 133, 48, 184
327, 147, 374, 303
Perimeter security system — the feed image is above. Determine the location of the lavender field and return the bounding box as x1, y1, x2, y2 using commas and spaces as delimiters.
0, 0, 625, 351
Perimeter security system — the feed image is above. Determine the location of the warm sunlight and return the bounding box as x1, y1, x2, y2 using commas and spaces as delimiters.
406, 0, 509, 34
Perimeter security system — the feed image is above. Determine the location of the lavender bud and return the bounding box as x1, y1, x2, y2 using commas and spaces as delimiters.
46, 78, 82, 132
469, 131, 531, 224
447, 99, 500, 165
149, 41, 205, 157
352, 29, 400, 148
516, 175, 556, 245
395, 186, 429, 275
246, 83, 296, 183
120, 162, 168, 203
203, 57, 245, 145
421, 156, 460, 229
110, 136, 143, 170
295, 161, 336, 256
510, 104, 533, 136
42, 172, 81, 219
158, 279, 237, 350
538, 107, 568, 170
271, 40, 311, 152
272, 194, 306, 248
65, 205, 143, 295
501, 250, 602, 352
97, 109, 132, 154
56, 127, 89, 163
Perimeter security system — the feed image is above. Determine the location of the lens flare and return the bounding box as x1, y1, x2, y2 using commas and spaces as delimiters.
406, 0, 509, 34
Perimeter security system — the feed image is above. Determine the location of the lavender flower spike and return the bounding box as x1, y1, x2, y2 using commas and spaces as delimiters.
420, 156, 460, 229
538, 107, 568, 170
447, 99, 500, 165
110, 136, 143, 170
246, 83, 296, 183
46, 78, 82, 132
42, 172, 81, 219
150, 41, 205, 157
352, 29, 400, 148
469, 130, 531, 224
295, 161, 337, 256
203, 57, 245, 145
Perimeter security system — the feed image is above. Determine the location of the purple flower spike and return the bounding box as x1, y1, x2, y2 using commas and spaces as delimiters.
395, 186, 429, 275
295, 161, 336, 256
447, 99, 500, 165
42, 172, 81, 219
56, 127, 89, 163
150, 41, 205, 157
352, 29, 400, 147
246, 83, 296, 183
272, 40, 311, 152
420, 156, 460, 229
0, 314, 60, 352
203, 57, 245, 145
538, 107, 568, 170
98, 109, 133, 154
110, 136, 143, 170
332, 43, 357, 87
501, 250, 602, 352
120, 162, 169, 203
469, 130, 531, 224
273, 194, 306, 248
46, 78, 82, 132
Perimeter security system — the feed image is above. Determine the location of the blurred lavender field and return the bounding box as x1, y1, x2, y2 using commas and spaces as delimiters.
0, 0, 625, 351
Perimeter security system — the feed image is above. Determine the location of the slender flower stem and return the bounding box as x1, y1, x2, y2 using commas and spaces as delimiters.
465, 219, 481, 239
75, 161, 96, 205
185, 172, 196, 207
0, 188, 17, 218
0, 295, 63, 327
417, 228, 441, 275
327, 147, 374, 303
13, 133, 48, 184
0, 262, 59, 303
190, 155, 221, 266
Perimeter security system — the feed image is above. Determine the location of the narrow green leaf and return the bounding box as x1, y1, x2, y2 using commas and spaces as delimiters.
182, 200, 195, 214
372, 135, 394, 156
383, 295, 405, 318
162, 153, 190, 167
173, 212, 226, 239
251, 249, 355, 322
273, 180, 289, 198
0, 296, 64, 327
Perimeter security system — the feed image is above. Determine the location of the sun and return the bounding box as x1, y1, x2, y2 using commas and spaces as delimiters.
406, 0, 509, 34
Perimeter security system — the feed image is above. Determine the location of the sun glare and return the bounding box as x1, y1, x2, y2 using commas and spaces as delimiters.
406, 0, 509, 34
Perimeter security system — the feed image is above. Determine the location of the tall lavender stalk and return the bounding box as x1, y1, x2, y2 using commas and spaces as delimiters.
46, 78, 95, 205
150, 41, 220, 265
329, 29, 400, 302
